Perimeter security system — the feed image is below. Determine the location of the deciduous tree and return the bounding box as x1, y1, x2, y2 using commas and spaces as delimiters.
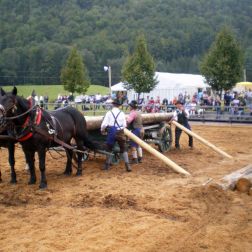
122, 35, 158, 100
200, 27, 244, 94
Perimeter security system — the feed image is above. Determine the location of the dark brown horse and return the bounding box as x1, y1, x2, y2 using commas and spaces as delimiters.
0, 87, 98, 188
0, 134, 16, 183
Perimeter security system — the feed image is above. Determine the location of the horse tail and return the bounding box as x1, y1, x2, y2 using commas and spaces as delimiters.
65, 107, 100, 151
82, 133, 99, 151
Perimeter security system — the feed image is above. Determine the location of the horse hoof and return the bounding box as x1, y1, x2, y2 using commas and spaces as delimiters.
63, 169, 72, 176
39, 183, 47, 189
28, 180, 36, 185
76, 172, 82, 176
63, 171, 72, 176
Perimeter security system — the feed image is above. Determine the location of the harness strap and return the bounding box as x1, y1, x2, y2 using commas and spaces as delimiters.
111, 111, 122, 129
32, 125, 85, 154
18, 107, 42, 142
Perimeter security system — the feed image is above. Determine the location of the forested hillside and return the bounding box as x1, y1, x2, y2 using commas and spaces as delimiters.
1, 0, 252, 86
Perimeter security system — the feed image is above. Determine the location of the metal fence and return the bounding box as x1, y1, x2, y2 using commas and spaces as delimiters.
44, 102, 252, 123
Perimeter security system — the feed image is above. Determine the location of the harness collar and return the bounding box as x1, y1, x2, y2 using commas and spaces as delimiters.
18, 99, 42, 142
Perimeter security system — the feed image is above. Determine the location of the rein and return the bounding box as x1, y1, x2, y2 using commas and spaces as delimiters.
0, 135, 16, 141
5, 104, 37, 121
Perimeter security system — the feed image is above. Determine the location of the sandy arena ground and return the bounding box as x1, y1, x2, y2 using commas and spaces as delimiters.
0, 123, 252, 252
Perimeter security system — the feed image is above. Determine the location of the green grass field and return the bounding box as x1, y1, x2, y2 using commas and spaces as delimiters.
1, 85, 109, 102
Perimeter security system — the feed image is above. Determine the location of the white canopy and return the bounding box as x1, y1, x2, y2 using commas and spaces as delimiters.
154, 72, 208, 89
116, 72, 210, 102
111, 82, 127, 91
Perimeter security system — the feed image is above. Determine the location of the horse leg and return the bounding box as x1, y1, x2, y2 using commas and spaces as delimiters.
8, 142, 17, 184
25, 151, 36, 185
63, 148, 73, 176
76, 140, 84, 176
38, 148, 47, 189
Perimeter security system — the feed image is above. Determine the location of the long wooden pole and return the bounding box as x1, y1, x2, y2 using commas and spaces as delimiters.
171, 121, 233, 159
124, 128, 191, 176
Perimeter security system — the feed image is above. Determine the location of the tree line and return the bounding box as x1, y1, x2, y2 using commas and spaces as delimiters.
0, 0, 252, 86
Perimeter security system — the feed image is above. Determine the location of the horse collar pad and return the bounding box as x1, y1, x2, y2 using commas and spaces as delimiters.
18, 107, 42, 142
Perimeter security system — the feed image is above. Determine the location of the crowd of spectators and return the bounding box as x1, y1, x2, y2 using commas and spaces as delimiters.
135, 89, 252, 117
31, 88, 252, 118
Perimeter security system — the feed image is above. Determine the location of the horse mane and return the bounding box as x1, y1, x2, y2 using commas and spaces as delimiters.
16, 94, 31, 111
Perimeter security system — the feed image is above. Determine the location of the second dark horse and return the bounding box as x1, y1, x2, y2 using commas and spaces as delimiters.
0, 134, 16, 183
0, 87, 97, 188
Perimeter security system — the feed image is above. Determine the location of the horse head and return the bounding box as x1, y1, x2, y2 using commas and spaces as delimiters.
0, 87, 19, 132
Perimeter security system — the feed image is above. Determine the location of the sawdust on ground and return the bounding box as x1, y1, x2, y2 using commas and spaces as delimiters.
0, 124, 252, 252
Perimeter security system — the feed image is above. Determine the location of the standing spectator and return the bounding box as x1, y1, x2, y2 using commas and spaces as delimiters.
178, 93, 184, 103
173, 101, 193, 149
95, 93, 102, 109
231, 95, 240, 115
202, 91, 209, 105
224, 91, 232, 111
39, 95, 44, 108
31, 90, 39, 105
44, 94, 49, 110
127, 100, 143, 164
214, 95, 222, 119
101, 99, 131, 172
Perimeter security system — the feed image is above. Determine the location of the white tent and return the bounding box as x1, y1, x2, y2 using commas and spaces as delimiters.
123, 72, 209, 102
111, 82, 127, 91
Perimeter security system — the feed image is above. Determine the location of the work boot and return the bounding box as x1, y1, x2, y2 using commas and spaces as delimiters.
138, 157, 142, 163
101, 163, 110, 171
125, 163, 132, 172
130, 158, 138, 164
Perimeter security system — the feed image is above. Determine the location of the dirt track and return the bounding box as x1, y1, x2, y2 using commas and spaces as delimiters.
0, 124, 252, 252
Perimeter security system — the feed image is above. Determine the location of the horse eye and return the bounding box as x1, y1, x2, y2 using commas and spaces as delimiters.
12, 105, 17, 113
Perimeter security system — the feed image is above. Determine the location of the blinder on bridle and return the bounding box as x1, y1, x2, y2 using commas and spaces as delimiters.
0, 96, 18, 132
0, 104, 6, 116
0, 104, 7, 131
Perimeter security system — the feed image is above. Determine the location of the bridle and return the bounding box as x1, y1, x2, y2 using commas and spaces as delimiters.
0, 104, 6, 116
5, 104, 37, 121
0, 96, 41, 141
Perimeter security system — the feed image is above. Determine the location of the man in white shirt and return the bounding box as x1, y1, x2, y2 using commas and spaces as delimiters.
101, 99, 131, 172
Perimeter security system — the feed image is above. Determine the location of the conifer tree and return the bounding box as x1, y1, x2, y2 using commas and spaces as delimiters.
61, 47, 90, 94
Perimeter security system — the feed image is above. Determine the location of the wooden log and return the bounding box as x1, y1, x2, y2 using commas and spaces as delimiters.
171, 120, 233, 159
123, 128, 191, 176
85, 113, 174, 131
220, 164, 252, 190
85, 116, 104, 131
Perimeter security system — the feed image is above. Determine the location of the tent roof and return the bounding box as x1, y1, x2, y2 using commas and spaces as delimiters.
111, 82, 127, 91
112, 72, 208, 92
154, 72, 208, 89
236, 82, 252, 88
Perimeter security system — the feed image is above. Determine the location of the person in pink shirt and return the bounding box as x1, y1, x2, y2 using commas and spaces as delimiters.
127, 100, 143, 164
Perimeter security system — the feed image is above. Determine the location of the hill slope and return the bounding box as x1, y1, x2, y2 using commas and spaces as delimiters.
0, 0, 252, 85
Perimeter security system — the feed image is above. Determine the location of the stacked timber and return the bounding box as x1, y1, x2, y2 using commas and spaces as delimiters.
85, 112, 174, 131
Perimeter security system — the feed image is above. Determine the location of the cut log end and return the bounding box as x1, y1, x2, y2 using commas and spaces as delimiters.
235, 178, 252, 194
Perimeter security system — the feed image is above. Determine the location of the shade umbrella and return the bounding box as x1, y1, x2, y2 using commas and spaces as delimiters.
236, 82, 252, 89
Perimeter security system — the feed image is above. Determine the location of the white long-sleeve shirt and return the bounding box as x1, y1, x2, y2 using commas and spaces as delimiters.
101, 107, 126, 131
173, 108, 190, 121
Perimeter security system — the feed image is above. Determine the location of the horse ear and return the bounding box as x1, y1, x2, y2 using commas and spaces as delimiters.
0, 88, 6, 96
12, 86, 17, 96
